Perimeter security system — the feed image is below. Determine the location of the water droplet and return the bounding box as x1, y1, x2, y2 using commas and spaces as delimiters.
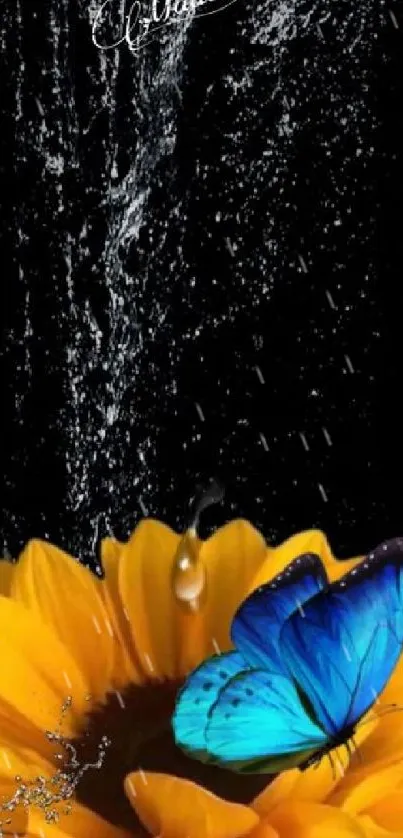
173, 480, 224, 610
172, 530, 206, 610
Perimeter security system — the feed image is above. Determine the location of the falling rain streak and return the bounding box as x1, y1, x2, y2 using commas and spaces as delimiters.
325, 290, 337, 310
195, 403, 205, 422
260, 432, 269, 451
2, 0, 393, 559
114, 690, 126, 709
388, 9, 399, 28
138, 496, 148, 516
298, 253, 308, 273
345, 355, 355, 374
299, 432, 310, 452
255, 366, 265, 384
225, 237, 236, 257
212, 638, 221, 655
318, 483, 328, 503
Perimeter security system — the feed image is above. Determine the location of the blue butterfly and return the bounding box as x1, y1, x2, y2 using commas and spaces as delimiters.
172, 538, 403, 774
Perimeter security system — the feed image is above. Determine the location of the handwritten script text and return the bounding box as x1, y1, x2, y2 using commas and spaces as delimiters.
92, 0, 238, 54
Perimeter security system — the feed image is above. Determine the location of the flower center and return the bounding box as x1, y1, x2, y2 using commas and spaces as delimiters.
72, 681, 271, 834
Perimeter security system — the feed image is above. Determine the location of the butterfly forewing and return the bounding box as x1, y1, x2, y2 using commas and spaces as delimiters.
231, 552, 328, 675
280, 538, 403, 736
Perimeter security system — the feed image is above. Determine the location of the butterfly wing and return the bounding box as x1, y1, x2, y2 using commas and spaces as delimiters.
172, 651, 248, 757
173, 552, 328, 758
231, 552, 328, 674
280, 537, 403, 736
205, 669, 328, 772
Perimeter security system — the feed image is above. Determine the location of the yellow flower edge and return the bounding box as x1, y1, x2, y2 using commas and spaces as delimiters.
0, 521, 400, 837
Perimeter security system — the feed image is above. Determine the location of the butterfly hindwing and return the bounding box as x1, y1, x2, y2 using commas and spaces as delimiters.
280, 537, 403, 736
172, 651, 248, 757
205, 668, 328, 771
231, 552, 328, 674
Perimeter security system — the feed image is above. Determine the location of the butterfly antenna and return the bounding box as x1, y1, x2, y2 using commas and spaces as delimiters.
356, 704, 403, 729
379, 702, 403, 714
377, 704, 403, 718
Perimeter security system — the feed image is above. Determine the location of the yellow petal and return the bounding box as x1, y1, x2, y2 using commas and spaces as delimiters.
348, 708, 403, 774
366, 792, 403, 833
0, 797, 27, 834
198, 520, 267, 655
124, 771, 259, 838
119, 519, 267, 680
268, 801, 367, 837
25, 802, 133, 837
248, 825, 279, 838
253, 753, 348, 815
0, 595, 89, 735
253, 770, 298, 816
358, 814, 403, 838
329, 762, 403, 815
0, 561, 14, 596
101, 537, 124, 564
173, 521, 267, 674
249, 530, 361, 593
11, 540, 114, 700
0, 742, 54, 788
119, 520, 182, 679
0, 660, 83, 764
253, 718, 378, 817
379, 657, 403, 707
100, 537, 143, 687
0, 751, 53, 835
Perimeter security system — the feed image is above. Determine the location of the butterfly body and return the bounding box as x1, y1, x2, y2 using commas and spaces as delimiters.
298, 723, 357, 771
172, 538, 403, 773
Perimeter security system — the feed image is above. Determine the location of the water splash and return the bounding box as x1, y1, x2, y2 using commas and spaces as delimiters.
63, 6, 197, 548
0, 697, 110, 834
3, 0, 387, 558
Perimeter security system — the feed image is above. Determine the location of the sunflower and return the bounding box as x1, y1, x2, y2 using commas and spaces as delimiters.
0, 521, 402, 838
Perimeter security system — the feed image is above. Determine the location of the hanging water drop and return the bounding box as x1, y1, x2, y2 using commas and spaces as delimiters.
172, 530, 206, 609
172, 479, 224, 611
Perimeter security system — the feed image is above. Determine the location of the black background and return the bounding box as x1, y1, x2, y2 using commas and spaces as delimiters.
2, 0, 402, 569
